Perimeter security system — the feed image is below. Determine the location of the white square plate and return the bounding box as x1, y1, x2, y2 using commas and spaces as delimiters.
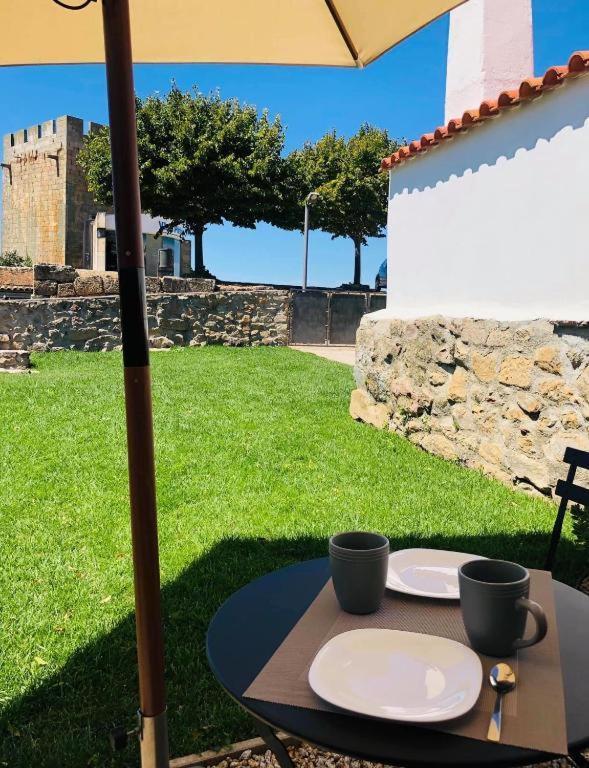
309, 628, 482, 723
386, 548, 486, 600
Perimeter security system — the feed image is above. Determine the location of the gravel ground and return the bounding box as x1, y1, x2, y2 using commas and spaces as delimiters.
209, 743, 573, 768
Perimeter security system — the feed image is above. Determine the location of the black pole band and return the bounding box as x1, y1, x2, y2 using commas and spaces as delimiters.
119, 267, 149, 368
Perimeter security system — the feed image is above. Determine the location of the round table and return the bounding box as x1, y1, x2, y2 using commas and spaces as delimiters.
207, 558, 589, 768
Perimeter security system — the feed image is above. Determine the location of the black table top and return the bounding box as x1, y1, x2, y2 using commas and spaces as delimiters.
206, 557, 589, 768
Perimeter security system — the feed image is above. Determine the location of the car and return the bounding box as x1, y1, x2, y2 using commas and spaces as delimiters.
375, 259, 387, 291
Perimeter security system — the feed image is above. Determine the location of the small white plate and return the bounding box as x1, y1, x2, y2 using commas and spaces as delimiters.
309, 629, 482, 723
386, 548, 485, 600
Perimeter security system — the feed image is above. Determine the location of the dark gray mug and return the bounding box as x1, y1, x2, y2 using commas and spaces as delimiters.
329, 531, 389, 614
459, 559, 547, 657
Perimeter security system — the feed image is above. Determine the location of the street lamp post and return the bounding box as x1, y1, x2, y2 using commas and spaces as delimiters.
302, 191, 319, 292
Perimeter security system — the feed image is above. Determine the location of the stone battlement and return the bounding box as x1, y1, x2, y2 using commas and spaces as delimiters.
2, 116, 103, 269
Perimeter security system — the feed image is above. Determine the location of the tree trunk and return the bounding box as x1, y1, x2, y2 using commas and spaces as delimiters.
353, 238, 361, 285
193, 226, 205, 275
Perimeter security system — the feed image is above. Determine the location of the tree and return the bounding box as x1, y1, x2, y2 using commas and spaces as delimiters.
79, 86, 286, 275
278, 125, 401, 285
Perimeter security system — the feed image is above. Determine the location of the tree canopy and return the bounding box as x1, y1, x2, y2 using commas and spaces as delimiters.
78, 86, 286, 275
278, 125, 401, 284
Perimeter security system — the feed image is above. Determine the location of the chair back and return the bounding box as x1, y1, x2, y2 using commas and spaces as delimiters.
546, 447, 589, 571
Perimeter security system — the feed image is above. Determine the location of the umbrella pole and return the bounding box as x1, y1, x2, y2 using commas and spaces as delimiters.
101, 1, 168, 766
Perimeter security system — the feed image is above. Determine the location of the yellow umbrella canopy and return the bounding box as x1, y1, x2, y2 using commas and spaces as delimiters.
1, 2, 468, 766
1, 0, 465, 68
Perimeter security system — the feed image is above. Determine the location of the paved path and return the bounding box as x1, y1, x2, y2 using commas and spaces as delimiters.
289, 345, 355, 366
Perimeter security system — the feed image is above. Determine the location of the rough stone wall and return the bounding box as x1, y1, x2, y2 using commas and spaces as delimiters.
351, 315, 589, 497
1, 117, 99, 268
0, 291, 289, 352
33, 263, 215, 297
0, 267, 33, 292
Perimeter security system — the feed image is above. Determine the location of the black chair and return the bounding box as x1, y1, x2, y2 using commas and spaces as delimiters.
545, 447, 589, 572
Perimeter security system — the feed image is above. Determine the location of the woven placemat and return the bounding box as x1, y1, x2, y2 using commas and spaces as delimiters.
245, 569, 567, 755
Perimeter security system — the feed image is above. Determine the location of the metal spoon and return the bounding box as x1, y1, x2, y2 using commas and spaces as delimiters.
487, 663, 516, 741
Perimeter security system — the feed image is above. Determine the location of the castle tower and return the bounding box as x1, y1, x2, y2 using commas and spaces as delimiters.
1, 116, 99, 267
445, 0, 534, 124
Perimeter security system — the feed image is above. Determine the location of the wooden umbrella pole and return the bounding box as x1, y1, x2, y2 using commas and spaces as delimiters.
101, 1, 168, 766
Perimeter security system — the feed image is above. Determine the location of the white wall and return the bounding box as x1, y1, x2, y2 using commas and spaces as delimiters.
445, 0, 533, 124
384, 75, 589, 322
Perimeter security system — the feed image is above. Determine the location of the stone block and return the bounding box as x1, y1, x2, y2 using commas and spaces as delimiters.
453, 339, 470, 366
57, 282, 76, 298
435, 344, 454, 365
34, 280, 57, 297
419, 433, 459, 462
517, 393, 543, 417
534, 346, 563, 375
34, 263, 76, 283
461, 319, 493, 345
74, 275, 104, 296
479, 441, 504, 467
150, 336, 174, 349
185, 278, 216, 292
560, 411, 581, 430
509, 453, 552, 496
504, 404, 526, 422
102, 273, 119, 295
145, 277, 162, 293
447, 367, 468, 403
429, 367, 448, 387
498, 356, 532, 389
349, 388, 389, 429
0, 350, 31, 371
487, 328, 514, 347
162, 277, 188, 293
472, 352, 497, 382
67, 326, 99, 342
538, 379, 577, 405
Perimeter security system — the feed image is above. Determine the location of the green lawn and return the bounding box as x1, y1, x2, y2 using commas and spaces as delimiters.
0, 348, 582, 767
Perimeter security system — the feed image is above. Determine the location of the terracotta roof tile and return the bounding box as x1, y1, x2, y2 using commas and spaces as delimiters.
569, 51, 589, 72
381, 50, 589, 171
497, 90, 520, 108
518, 76, 544, 99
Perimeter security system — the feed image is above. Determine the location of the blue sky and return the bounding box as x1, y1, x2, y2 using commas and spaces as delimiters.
0, 0, 587, 287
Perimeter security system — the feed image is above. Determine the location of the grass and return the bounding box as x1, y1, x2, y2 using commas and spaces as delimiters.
0, 347, 582, 767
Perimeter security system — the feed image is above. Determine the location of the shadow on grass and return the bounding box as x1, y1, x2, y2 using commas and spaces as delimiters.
1, 532, 585, 768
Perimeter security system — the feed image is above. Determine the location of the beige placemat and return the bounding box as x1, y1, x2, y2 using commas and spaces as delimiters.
244, 570, 567, 755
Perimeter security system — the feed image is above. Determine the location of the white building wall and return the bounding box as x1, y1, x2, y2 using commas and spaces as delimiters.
384, 75, 589, 322
445, 0, 533, 123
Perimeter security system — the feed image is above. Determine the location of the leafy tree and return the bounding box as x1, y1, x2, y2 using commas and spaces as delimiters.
278, 125, 401, 285
79, 86, 286, 275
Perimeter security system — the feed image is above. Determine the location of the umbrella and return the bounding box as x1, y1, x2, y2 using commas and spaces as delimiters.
0, 1, 468, 766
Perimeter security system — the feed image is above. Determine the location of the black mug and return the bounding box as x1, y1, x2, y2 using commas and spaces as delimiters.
459, 559, 547, 657
329, 531, 389, 614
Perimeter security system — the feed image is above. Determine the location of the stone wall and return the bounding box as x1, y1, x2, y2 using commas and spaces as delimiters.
0, 290, 289, 352
351, 315, 589, 497
0, 266, 33, 293
0, 350, 30, 372
33, 263, 215, 297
